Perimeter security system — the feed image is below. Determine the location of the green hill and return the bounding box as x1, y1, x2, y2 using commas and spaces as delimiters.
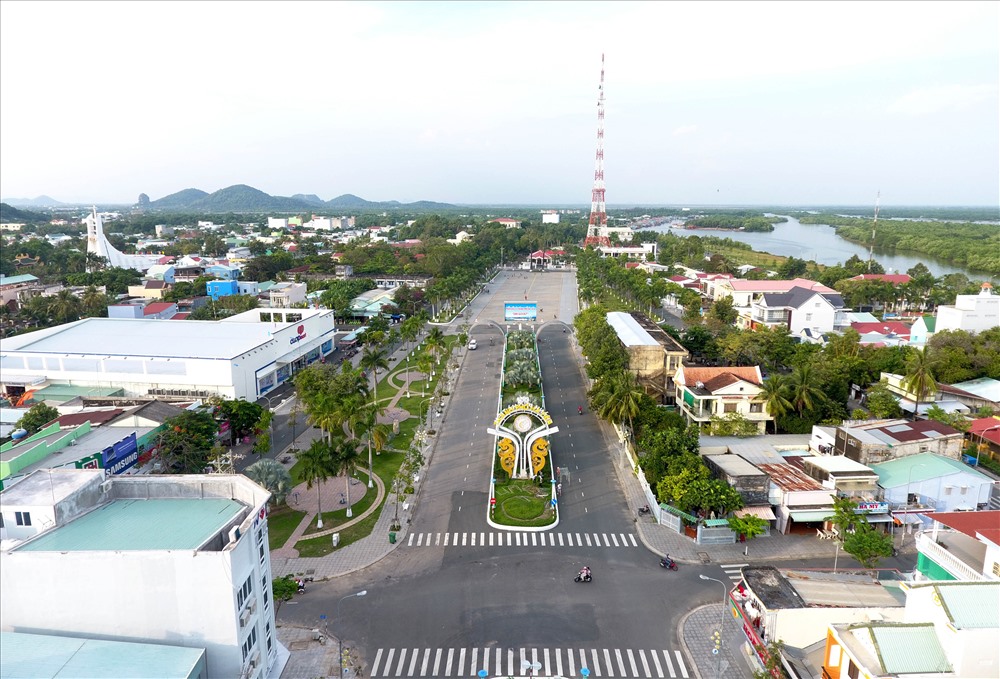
0, 203, 50, 223
187, 185, 314, 212
149, 188, 210, 209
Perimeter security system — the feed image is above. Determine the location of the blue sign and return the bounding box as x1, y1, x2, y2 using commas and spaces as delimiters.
103, 432, 139, 475
504, 301, 538, 321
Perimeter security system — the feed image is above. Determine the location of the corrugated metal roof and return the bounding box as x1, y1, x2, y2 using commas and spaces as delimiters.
869, 624, 952, 674
16, 497, 244, 552
936, 582, 1000, 629
758, 463, 825, 491
870, 452, 991, 489
606, 311, 658, 347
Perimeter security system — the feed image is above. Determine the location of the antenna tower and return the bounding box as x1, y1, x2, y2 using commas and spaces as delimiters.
584, 53, 610, 247
867, 191, 880, 272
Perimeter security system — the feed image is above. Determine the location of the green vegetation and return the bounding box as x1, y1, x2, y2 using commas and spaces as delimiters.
266, 507, 306, 551
799, 214, 1000, 275
686, 214, 778, 232
492, 480, 555, 527
14, 403, 59, 435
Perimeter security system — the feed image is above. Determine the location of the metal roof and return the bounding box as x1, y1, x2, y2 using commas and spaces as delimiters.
868, 624, 952, 674
0, 631, 205, 678
606, 312, 658, 347
870, 452, 991, 488
782, 570, 903, 608
935, 582, 1000, 629
16, 497, 245, 552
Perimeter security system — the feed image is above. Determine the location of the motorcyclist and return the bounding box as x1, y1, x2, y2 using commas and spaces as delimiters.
578, 406, 583, 415
580, 566, 591, 580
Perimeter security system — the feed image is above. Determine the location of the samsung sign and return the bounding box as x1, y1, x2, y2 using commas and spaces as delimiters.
103, 432, 139, 475
289, 324, 308, 345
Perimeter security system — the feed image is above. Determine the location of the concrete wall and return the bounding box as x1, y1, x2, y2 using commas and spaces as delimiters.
772, 606, 905, 650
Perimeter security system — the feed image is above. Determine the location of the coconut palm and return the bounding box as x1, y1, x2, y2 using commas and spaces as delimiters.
330, 435, 363, 518
358, 401, 390, 488
591, 370, 644, 454
359, 347, 389, 403
788, 363, 826, 417
759, 375, 793, 433
903, 347, 938, 418
425, 328, 446, 365
298, 439, 336, 528
244, 458, 293, 506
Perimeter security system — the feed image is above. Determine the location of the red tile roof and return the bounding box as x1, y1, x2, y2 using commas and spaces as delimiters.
56, 409, 124, 428
969, 417, 1000, 445
851, 321, 912, 337
869, 419, 961, 442
143, 302, 175, 315
171, 312, 191, 320
924, 510, 1000, 547
725, 278, 836, 293
680, 366, 763, 388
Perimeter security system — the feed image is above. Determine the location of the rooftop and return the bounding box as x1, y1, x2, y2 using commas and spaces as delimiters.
926, 581, 1000, 629
742, 566, 805, 609
801, 455, 877, 476
948, 376, 1000, 403
757, 462, 825, 491
1, 316, 287, 359
843, 418, 962, 446
725, 277, 836, 293
840, 623, 953, 675
704, 453, 764, 478
870, 452, 991, 488
0, 631, 206, 679
679, 365, 763, 389
923, 509, 1000, 546
0, 468, 103, 506
15, 497, 245, 552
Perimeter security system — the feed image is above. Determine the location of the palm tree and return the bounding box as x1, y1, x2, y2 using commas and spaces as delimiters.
592, 370, 644, 458
49, 290, 82, 324
425, 328, 446, 366
330, 435, 363, 518
759, 375, 792, 433
244, 458, 293, 506
788, 364, 826, 417
81, 285, 108, 317
903, 347, 938, 419
400, 317, 421, 396
298, 439, 335, 529
358, 401, 389, 488
359, 347, 389, 404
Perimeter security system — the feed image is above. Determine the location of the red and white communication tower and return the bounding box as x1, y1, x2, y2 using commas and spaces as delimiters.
584, 53, 610, 248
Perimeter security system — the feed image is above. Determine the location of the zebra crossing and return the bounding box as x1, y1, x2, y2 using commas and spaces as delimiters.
369, 647, 690, 678
404, 531, 640, 549
720, 563, 748, 584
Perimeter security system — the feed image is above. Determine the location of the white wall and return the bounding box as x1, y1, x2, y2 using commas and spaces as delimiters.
789, 294, 837, 335
884, 471, 992, 511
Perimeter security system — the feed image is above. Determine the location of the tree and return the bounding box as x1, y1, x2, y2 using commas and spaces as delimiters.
727, 515, 768, 545
15, 403, 59, 435
924, 404, 971, 432
331, 435, 363, 518
788, 363, 826, 417
903, 347, 938, 416
298, 439, 336, 527
843, 522, 895, 570
214, 398, 265, 445
244, 459, 293, 506
864, 381, 903, 419
590, 370, 644, 453
157, 410, 220, 473
709, 412, 759, 437
758, 376, 792, 432
682, 478, 744, 516
707, 296, 738, 327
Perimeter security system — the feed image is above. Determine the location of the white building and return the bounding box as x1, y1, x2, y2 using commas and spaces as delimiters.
740, 286, 845, 336
0, 308, 337, 401
85, 208, 161, 272
870, 452, 995, 512
303, 216, 332, 230
541, 210, 560, 224
0, 469, 283, 679
266, 217, 288, 231
268, 282, 307, 308
936, 283, 1000, 334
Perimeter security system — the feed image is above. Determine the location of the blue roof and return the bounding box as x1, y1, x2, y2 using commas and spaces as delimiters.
0, 273, 39, 286
0, 631, 206, 678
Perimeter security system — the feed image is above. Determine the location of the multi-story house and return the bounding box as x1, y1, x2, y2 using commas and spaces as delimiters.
740, 285, 845, 335
832, 418, 965, 465
674, 365, 771, 433
935, 282, 1000, 333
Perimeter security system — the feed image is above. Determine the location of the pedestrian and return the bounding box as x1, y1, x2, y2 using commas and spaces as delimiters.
557, 483, 562, 496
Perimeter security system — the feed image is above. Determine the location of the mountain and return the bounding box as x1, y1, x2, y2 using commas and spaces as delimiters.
326, 193, 375, 208
0, 203, 50, 223
149, 188, 210, 209
187, 185, 314, 212
2, 195, 66, 208
292, 194, 325, 206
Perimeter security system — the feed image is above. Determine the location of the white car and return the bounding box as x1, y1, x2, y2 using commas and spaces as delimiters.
468, 339, 478, 350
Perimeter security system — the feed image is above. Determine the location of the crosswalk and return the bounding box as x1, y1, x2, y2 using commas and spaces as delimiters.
404, 531, 640, 549
369, 647, 689, 678
720, 563, 748, 584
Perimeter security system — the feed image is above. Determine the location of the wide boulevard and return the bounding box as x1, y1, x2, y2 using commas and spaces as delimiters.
284, 270, 719, 679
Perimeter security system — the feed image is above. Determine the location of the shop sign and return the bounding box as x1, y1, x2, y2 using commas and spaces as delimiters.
104, 432, 139, 475
289, 324, 308, 344
855, 501, 889, 513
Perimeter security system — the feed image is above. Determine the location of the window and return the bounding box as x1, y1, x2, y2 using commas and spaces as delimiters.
846, 660, 860, 679
944, 486, 953, 496
960, 486, 968, 495
237, 574, 253, 609
15, 511, 31, 526
805, 313, 813, 322
241, 626, 258, 661
724, 403, 738, 413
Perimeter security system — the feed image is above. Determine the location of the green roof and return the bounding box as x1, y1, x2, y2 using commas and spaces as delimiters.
0, 273, 39, 286
34, 384, 124, 403
869, 624, 952, 674
936, 582, 1000, 629
16, 497, 244, 552
921, 315, 936, 332
870, 452, 990, 488
0, 631, 206, 678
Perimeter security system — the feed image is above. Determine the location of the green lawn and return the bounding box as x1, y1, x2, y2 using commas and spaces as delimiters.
266, 506, 306, 551
492, 479, 556, 528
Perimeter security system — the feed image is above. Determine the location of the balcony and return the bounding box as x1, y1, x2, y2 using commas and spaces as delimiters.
915, 531, 989, 581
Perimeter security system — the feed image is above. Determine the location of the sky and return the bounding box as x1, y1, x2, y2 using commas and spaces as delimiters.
1, 1, 998, 207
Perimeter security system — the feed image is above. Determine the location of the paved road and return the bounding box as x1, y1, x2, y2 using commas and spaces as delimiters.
282, 271, 725, 678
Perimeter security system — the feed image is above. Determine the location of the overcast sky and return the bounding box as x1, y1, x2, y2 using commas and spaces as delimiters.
1, 1, 997, 206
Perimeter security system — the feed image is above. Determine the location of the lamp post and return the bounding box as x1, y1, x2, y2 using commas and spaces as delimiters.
974, 424, 1000, 468
902, 462, 928, 544
262, 394, 287, 458
699, 574, 729, 679
337, 590, 368, 678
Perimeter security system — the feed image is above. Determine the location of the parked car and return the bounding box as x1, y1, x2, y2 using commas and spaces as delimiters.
468, 339, 478, 350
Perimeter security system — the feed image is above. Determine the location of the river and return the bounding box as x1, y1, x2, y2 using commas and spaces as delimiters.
645, 215, 977, 278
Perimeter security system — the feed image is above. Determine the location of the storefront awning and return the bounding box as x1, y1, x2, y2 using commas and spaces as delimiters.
865, 514, 895, 523
892, 512, 926, 526
789, 510, 834, 523
736, 506, 776, 521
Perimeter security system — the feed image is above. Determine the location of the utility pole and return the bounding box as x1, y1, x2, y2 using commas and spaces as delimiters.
584, 53, 610, 248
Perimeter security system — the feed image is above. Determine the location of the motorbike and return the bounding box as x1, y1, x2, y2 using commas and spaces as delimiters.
574, 570, 593, 583
578, 406, 583, 415
658, 556, 678, 571
637, 505, 651, 515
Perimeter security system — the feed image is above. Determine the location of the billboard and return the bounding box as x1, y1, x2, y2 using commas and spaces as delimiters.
103, 432, 139, 475
504, 301, 538, 321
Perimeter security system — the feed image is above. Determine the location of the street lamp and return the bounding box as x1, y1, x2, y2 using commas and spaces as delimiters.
337, 590, 368, 678
974, 424, 1000, 467
699, 574, 729, 679
262, 394, 287, 458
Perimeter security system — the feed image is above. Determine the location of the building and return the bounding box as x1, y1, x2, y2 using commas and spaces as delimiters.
447, 230, 473, 245
266, 217, 287, 230
145, 263, 177, 283
800, 454, 883, 507
936, 283, 1000, 333
833, 418, 965, 465
540, 210, 560, 224
606, 312, 688, 403
879, 371, 971, 418
0, 308, 337, 401
207, 279, 239, 301
0, 470, 283, 678
939, 377, 1000, 413
596, 242, 657, 260
710, 277, 837, 306
675, 365, 771, 433
701, 452, 771, 509
0, 274, 40, 310
909, 314, 936, 346
489, 217, 521, 229
740, 285, 845, 335
127, 279, 171, 299
914, 510, 1000, 581
373, 274, 432, 290
870, 452, 994, 513
732, 566, 905, 677
969, 416, 1000, 461
267, 282, 307, 308
822, 581, 999, 679
85, 208, 161, 272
